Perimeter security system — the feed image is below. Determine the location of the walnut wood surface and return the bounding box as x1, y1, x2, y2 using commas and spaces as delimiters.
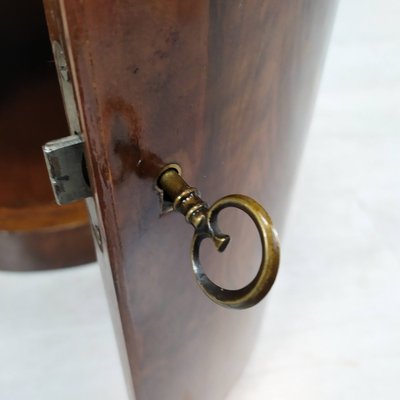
44, 1, 337, 398
0, 0, 95, 271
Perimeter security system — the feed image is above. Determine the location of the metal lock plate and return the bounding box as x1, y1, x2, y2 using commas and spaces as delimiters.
42, 41, 91, 205
43, 135, 91, 205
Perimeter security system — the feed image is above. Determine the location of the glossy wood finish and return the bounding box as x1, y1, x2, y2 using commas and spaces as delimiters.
44, 1, 337, 399
0, 0, 95, 270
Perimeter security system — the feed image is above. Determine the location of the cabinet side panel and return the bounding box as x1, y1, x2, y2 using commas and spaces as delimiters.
45, 1, 337, 399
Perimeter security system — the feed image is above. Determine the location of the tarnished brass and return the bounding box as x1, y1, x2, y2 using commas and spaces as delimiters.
157, 166, 280, 310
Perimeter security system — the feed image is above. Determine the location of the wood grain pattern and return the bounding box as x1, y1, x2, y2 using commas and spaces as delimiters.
0, 0, 95, 270
44, 1, 337, 398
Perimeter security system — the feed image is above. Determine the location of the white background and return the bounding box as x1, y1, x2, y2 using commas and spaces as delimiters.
1, 1, 399, 399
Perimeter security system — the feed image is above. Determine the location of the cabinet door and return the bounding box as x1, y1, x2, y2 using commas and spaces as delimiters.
43, 1, 336, 399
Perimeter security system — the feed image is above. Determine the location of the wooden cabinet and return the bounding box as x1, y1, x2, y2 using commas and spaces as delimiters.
1, 1, 337, 398
0, 0, 94, 270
